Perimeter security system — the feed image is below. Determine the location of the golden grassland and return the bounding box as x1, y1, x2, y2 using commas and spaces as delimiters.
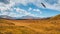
0, 15, 60, 34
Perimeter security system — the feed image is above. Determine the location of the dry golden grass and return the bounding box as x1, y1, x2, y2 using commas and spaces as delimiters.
0, 15, 60, 34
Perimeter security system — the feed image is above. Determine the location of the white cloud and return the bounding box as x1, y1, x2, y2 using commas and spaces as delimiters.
28, 7, 42, 14
33, 9, 40, 12
19, 0, 60, 11
0, 11, 8, 15
0, 0, 15, 12
0, 0, 34, 17
14, 8, 36, 17
42, 2, 60, 11
35, 0, 60, 11
0, 0, 60, 11
0, 0, 60, 18
16, 8, 30, 15
33, 9, 42, 14
28, 7, 32, 11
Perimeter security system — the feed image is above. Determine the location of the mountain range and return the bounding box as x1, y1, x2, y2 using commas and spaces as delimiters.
0, 14, 60, 20
0, 15, 40, 19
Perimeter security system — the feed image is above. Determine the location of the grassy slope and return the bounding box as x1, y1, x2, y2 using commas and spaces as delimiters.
0, 15, 60, 34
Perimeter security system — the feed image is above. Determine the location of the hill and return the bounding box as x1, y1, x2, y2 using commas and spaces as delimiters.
0, 14, 60, 34
50, 14, 60, 20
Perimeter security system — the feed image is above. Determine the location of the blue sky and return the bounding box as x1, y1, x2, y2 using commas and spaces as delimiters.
0, 0, 60, 18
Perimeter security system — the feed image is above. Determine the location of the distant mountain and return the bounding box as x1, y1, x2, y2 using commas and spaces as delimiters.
19, 14, 60, 20
0, 15, 51, 20
0, 14, 60, 20
0, 15, 40, 19
0, 15, 16, 19
17, 16, 41, 19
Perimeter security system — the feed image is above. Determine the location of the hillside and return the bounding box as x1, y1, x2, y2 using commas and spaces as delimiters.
50, 14, 60, 20
0, 14, 60, 34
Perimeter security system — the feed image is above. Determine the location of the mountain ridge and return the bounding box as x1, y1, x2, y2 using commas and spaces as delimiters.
0, 14, 60, 20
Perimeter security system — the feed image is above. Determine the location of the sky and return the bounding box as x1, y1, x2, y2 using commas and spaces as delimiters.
0, 0, 60, 18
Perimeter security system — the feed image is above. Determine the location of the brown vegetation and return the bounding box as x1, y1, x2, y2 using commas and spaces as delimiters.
0, 15, 60, 34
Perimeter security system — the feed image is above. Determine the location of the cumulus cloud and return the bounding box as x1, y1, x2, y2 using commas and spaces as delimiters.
28, 7, 32, 11
0, 0, 60, 18
44, 0, 58, 5
1, 7, 36, 17
41, 0, 60, 11
26, 0, 60, 11
33, 9, 40, 12
16, 8, 31, 15
0, 0, 10, 4
15, 8, 36, 17
33, 9, 42, 14
0, 0, 37, 17
0, 0, 15, 12
0, 0, 60, 11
